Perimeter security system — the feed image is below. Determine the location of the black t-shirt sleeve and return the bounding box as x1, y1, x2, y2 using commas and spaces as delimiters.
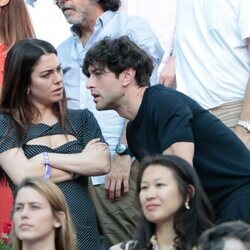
150, 90, 194, 151
0, 114, 22, 153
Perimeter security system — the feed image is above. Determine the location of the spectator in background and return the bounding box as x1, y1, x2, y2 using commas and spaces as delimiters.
25, 0, 71, 48
0, 0, 35, 90
111, 155, 214, 250
176, 0, 250, 149
12, 177, 76, 250
0, 0, 35, 234
123, 0, 177, 87
56, 0, 163, 246
199, 221, 250, 250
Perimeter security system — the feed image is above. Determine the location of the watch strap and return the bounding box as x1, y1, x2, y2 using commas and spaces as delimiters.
237, 120, 250, 132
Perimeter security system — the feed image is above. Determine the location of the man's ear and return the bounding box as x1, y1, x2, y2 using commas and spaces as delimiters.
121, 68, 136, 87
0, 0, 10, 7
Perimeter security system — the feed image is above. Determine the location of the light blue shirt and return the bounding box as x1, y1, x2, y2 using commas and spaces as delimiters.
57, 11, 164, 184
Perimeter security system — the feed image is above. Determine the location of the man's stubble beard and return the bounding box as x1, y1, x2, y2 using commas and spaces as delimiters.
64, 10, 90, 27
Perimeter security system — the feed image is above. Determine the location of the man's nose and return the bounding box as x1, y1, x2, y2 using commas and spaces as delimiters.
86, 76, 95, 89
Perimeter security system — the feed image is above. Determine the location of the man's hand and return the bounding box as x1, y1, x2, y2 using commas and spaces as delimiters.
234, 126, 250, 150
158, 56, 176, 87
104, 154, 132, 202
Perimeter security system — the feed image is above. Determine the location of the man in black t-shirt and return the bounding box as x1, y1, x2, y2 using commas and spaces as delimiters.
84, 36, 250, 223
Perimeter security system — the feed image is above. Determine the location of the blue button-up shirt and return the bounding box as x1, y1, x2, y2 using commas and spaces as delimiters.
57, 11, 163, 184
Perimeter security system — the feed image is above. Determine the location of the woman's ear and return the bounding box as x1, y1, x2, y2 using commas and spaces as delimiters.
0, 0, 10, 7
54, 211, 66, 228
186, 184, 195, 202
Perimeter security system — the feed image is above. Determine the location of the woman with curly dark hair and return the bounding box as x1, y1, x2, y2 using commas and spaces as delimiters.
112, 155, 214, 250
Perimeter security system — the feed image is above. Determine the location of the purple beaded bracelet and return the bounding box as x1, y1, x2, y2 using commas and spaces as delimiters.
43, 152, 51, 179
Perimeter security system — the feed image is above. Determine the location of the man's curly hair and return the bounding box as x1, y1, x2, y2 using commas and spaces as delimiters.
83, 36, 154, 87
96, 0, 121, 11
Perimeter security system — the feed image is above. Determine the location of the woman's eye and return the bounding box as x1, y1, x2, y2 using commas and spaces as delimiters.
140, 186, 148, 190
156, 183, 165, 187
14, 206, 22, 211
41, 73, 50, 78
31, 205, 40, 210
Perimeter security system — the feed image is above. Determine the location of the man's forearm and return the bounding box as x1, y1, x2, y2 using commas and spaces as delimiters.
239, 76, 250, 120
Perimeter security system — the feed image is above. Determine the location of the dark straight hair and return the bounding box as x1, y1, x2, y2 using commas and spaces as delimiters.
135, 155, 214, 250
0, 39, 68, 181
1, 38, 68, 132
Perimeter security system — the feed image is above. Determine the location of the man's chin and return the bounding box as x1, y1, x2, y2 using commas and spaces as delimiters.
96, 105, 106, 111
96, 104, 109, 111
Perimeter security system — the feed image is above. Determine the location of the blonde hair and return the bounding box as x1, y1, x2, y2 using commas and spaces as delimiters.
12, 177, 76, 250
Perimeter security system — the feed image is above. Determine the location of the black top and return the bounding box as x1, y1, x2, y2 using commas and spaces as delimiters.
0, 109, 104, 250
127, 85, 250, 205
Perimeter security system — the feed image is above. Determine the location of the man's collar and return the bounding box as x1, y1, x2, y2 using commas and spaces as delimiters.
26, 0, 37, 7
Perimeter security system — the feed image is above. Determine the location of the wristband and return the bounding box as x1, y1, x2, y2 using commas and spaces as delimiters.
43, 152, 51, 179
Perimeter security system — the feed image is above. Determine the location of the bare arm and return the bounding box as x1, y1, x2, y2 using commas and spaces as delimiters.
48, 139, 110, 176
234, 38, 250, 149
0, 139, 110, 185
163, 141, 194, 166
0, 147, 72, 186
158, 55, 176, 87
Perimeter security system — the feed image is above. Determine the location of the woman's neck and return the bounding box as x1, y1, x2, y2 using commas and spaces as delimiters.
22, 240, 56, 250
155, 221, 176, 250
32, 105, 58, 125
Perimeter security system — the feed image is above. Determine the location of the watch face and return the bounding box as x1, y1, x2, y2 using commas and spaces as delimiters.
116, 144, 127, 154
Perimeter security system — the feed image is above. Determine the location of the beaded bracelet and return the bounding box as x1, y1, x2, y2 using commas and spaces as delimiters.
43, 152, 51, 179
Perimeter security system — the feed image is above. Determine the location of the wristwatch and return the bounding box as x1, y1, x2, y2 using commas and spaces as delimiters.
237, 120, 250, 132
115, 144, 133, 157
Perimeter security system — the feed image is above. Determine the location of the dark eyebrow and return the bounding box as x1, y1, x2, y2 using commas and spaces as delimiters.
90, 68, 103, 74
39, 63, 61, 75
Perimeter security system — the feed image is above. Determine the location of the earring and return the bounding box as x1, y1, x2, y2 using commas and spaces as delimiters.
185, 201, 190, 210
27, 88, 30, 95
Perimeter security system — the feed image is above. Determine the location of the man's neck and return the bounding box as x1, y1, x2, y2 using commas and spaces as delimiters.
79, 6, 104, 44
117, 86, 148, 121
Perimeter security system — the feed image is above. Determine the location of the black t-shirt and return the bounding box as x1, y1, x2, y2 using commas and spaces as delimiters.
127, 85, 250, 205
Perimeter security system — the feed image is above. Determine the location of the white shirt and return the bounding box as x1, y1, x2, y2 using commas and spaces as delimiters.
26, 0, 71, 47
126, 0, 176, 57
176, 0, 250, 109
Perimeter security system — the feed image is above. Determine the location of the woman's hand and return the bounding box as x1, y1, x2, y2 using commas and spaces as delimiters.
83, 138, 109, 153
